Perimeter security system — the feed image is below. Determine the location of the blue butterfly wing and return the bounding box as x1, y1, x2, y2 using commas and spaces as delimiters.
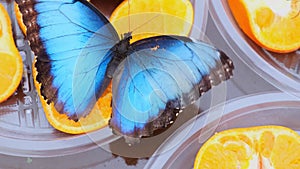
16, 0, 119, 120
110, 35, 234, 138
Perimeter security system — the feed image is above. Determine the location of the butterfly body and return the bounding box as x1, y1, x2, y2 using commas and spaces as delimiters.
16, 0, 234, 141
105, 33, 132, 79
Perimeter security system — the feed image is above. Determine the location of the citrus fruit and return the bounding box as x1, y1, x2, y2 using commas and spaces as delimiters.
0, 4, 23, 103
194, 125, 300, 169
32, 59, 112, 134
110, 0, 194, 42
228, 0, 300, 53
14, 2, 26, 34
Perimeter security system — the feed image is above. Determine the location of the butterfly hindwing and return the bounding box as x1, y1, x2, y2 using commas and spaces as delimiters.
110, 35, 234, 138
16, 0, 120, 119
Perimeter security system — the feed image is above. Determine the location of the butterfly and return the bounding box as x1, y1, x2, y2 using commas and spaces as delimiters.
16, 0, 234, 141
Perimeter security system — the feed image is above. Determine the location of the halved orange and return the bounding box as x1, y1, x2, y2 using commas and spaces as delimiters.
194, 125, 300, 169
0, 4, 23, 103
110, 0, 194, 42
229, 0, 300, 53
32, 59, 112, 134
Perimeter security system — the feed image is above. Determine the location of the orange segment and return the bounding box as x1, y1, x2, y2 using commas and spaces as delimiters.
194, 126, 300, 169
0, 4, 23, 102
228, 0, 300, 53
32, 59, 112, 134
271, 134, 300, 168
110, 0, 194, 42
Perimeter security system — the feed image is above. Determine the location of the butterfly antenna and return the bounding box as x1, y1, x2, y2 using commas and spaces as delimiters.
130, 14, 160, 33
128, 0, 131, 32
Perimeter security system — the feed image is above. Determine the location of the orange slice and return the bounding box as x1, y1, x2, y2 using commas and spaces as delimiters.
229, 0, 300, 53
14, 2, 26, 34
194, 125, 300, 169
32, 59, 112, 134
0, 4, 23, 103
110, 0, 194, 42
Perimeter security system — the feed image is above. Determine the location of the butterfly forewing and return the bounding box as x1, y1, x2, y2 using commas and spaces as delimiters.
16, 0, 119, 119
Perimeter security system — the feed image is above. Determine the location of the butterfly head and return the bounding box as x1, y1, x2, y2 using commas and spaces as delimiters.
113, 32, 133, 55
122, 32, 132, 41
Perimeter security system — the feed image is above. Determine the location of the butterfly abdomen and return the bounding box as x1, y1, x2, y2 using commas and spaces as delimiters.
105, 34, 132, 78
